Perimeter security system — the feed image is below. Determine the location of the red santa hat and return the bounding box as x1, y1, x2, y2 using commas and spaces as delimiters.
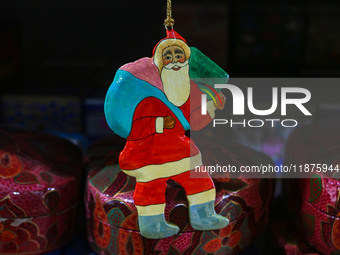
153, 29, 191, 72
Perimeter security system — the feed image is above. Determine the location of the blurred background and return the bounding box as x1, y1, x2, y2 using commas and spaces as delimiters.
0, 1, 340, 254
0, 0, 339, 143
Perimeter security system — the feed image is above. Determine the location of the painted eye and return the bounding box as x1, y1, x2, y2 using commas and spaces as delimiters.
164, 56, 171, 60
175, 55, 182, 59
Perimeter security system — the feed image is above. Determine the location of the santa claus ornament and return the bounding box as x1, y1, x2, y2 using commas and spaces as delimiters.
104, 0, 229, 239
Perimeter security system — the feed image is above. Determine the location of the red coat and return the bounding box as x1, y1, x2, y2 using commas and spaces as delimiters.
119, 81, 214, 181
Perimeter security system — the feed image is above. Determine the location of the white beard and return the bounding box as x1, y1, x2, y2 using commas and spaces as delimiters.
161, 60, 190, 107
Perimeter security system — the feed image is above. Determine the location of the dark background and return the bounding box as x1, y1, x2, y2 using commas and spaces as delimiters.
1, 0, 340, 96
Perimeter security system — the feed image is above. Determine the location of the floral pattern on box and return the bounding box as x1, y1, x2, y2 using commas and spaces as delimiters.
85, 135, 275, 255
0, 127, 82, 254
284, 125, 340, 255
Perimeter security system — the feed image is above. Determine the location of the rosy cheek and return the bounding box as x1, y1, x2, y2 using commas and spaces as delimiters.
163, 59, 172, 65
178, 56, 185, 63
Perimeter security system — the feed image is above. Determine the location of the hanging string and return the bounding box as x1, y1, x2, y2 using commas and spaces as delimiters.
164, 0, 175, 30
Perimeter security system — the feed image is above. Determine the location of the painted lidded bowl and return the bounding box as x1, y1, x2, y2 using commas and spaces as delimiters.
85, 134, 275, 255
284, 125, 340, 255
0, 127, 83, 254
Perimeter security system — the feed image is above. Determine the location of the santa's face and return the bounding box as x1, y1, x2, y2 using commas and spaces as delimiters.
161, 45, 190, 107
162, 46, 186, 70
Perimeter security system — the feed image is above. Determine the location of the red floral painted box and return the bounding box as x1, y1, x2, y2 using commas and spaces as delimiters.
0, 127, 83, 255
85, 135, 275, 255
284, 125, 340, 255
